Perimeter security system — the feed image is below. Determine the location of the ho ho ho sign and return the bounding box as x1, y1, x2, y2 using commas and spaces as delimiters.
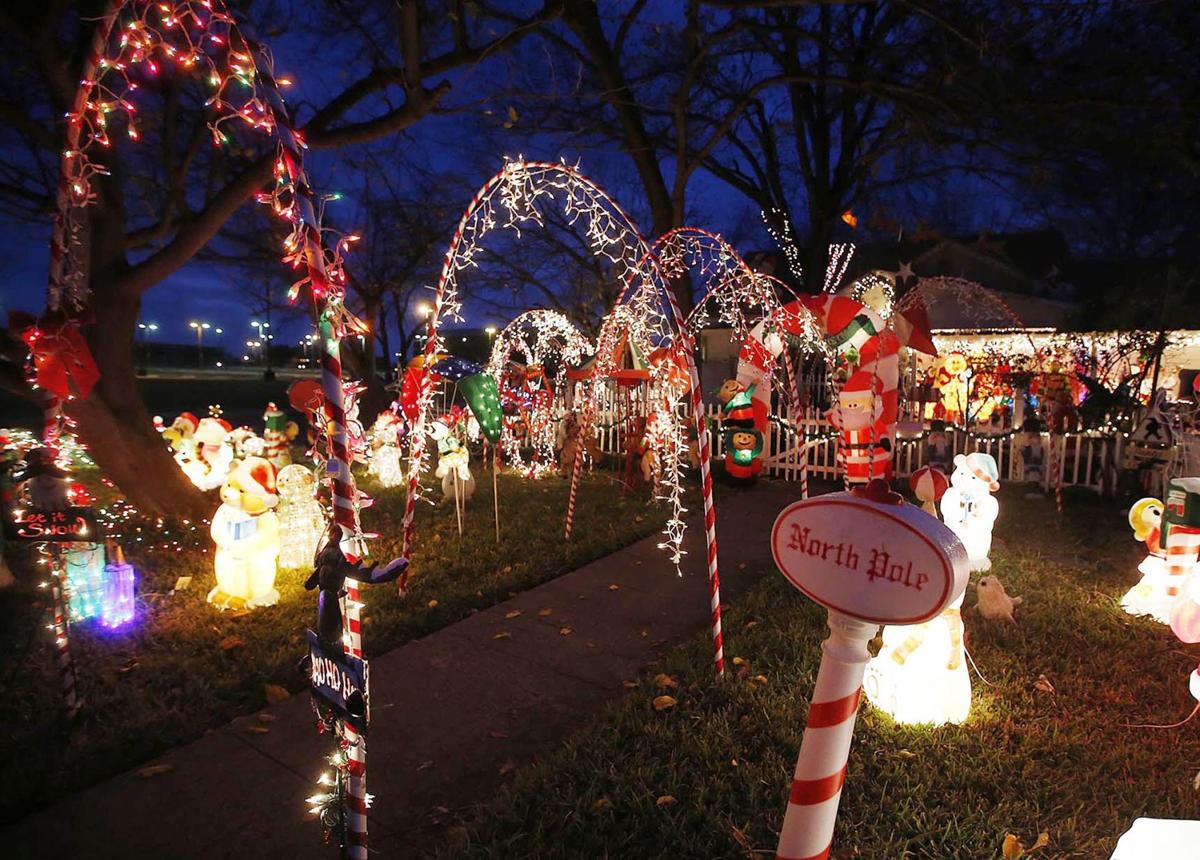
307, 630, 370, 733
771, 488, 969, 625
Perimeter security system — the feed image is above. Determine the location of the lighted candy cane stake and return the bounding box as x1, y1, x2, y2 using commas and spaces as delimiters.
770, 481, 968, 860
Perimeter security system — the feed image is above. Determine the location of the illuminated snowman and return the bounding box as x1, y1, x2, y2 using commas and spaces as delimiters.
367, 411, 404, 489
276, 465, 326, 571
863, 592, 970, 726
940, 452, 999, 572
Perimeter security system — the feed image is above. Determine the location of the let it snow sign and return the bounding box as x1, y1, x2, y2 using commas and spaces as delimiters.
771, 487, 968, 624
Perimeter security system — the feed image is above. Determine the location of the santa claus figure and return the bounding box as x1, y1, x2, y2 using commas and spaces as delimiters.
828, 371, 890, 485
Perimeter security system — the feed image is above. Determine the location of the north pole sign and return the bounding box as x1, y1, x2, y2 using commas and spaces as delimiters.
307, 630, 370, 733
771, 485, 968, 625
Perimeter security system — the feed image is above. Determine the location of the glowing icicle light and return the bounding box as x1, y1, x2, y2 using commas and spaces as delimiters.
940, 453, 1000, 572
208, 458, 281, 610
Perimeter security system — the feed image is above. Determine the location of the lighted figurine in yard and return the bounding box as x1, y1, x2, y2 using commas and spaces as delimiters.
721, 383, 764, 482
827, 371, 890, 484
305, 521, 408, 649
162, 411, 199, 464
276, 465, 326, 571
186, 416, 234, 491
976, 575, 1022, 622
262, 402, 299, 469
367, 411, 404, 488
925, 419, 951, 472
1159, 479, 1200, 643
208, 457, 281, 610
863, 591, 970, 726
934, 351, 969, 425
940, 452, 1000, 571
909, 465, 949, 517
64, 542, 106, 621
1015, 416, 1045, 496
432, 416, 475, 503
1120, 497, 1172, 623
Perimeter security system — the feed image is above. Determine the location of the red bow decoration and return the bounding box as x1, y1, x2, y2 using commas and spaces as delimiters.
10, 311, 100, 400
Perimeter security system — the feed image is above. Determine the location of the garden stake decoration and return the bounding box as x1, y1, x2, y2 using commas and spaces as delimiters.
770, 479, 968, 859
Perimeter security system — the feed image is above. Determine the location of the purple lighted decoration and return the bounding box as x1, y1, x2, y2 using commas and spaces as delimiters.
101, 541, 135, 627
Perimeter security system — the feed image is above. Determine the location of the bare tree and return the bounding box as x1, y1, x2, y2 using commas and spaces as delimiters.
0, 0, 562, 516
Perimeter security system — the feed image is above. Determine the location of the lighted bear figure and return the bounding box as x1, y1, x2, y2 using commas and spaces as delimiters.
1120, 497, 1172, 623
276, 465, 326, 571
940, 452, 1000, 571
208, 457, 280, 610
863, 591, 970, 726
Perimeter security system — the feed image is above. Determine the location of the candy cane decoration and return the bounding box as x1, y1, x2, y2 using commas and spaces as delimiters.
799, 439, 823, 500
1165, 526, 1200, 599
48, 548, 81, 715
776, 615, 872, 860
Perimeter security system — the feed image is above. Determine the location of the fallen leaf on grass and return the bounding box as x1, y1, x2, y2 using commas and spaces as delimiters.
505, 609, 523, 619
256, 713, 276, 723
417, 760, 434, 772
744, 620, 758, 630
1194, 770, 1200, 791
654, 674, 678, 689
623, 681, 638, 689
608, 584, 620, 591
264, 684, 290, 704
427, 599, 439, 609
492, 631, 511, 640
117, 659, 139, 675
499, 759, 517, 776
559, 627, 573, 636
656, 795, 676, 807
653, 695, 677, 711
732, 657, 748, 667
594, 797, 612, 811
138, 764, 174, 779
1034, 674, 1056, 695
220, 635, 246, 651
245, 725, 271, 734
538, 608, 553, 616
750, 674, 769, 685
173, 576, 192, 592
1003, 832, 1050, 859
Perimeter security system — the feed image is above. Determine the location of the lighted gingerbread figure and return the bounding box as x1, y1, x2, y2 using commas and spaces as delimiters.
1119, 497, 1171, 622
940, 452, 1000, 571
262, 402, 299, 469
827, 371, 890, 485
276, 464, 326, 571
208, 456, 281, 610
863, 590, 970, 726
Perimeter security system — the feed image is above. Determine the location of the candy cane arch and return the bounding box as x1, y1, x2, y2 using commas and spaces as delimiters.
44, 3, 372, 853
485, 309, 592, 477
403, 160, 667, 559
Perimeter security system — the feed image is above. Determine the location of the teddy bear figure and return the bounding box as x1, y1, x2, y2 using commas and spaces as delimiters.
940, 452, 1000, 571
208, 457, 281, 610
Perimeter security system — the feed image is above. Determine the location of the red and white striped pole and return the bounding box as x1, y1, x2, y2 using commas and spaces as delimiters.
47, 546, 81, 715
799, 439, 822, 500
1165, 525, 1200, 600
775, 612, 874, 860
659, 286, 724, 677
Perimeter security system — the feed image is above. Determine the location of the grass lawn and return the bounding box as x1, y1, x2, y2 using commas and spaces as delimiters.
442, 488, 1200, 859
0, 464, 667, 824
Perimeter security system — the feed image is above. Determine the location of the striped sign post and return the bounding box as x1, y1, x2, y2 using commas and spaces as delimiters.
770, 480, 969, 860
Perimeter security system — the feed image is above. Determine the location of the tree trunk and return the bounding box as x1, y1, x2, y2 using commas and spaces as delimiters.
73, 281, 210, 520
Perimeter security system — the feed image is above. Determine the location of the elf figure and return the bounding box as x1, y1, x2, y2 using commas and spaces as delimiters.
368, 411, 405, 488
262, 403, 299, 470
721, 385, 763, 482
940, 452, 1000, 571
208, 457, 280, 610
828, 371, 890, 485
275, 465, 326, 571
863, 593, 970, 726
1120, 497, 1172, 623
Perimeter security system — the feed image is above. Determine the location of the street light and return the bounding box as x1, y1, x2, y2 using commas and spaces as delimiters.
250, 320, 273, 377
189, 321, 211, 368
137, 322, 158, 374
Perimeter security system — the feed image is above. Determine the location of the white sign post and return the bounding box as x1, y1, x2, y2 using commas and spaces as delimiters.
770, 480, 969, 860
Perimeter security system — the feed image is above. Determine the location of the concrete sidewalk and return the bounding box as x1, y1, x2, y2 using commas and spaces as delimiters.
3, 481, 801, 859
